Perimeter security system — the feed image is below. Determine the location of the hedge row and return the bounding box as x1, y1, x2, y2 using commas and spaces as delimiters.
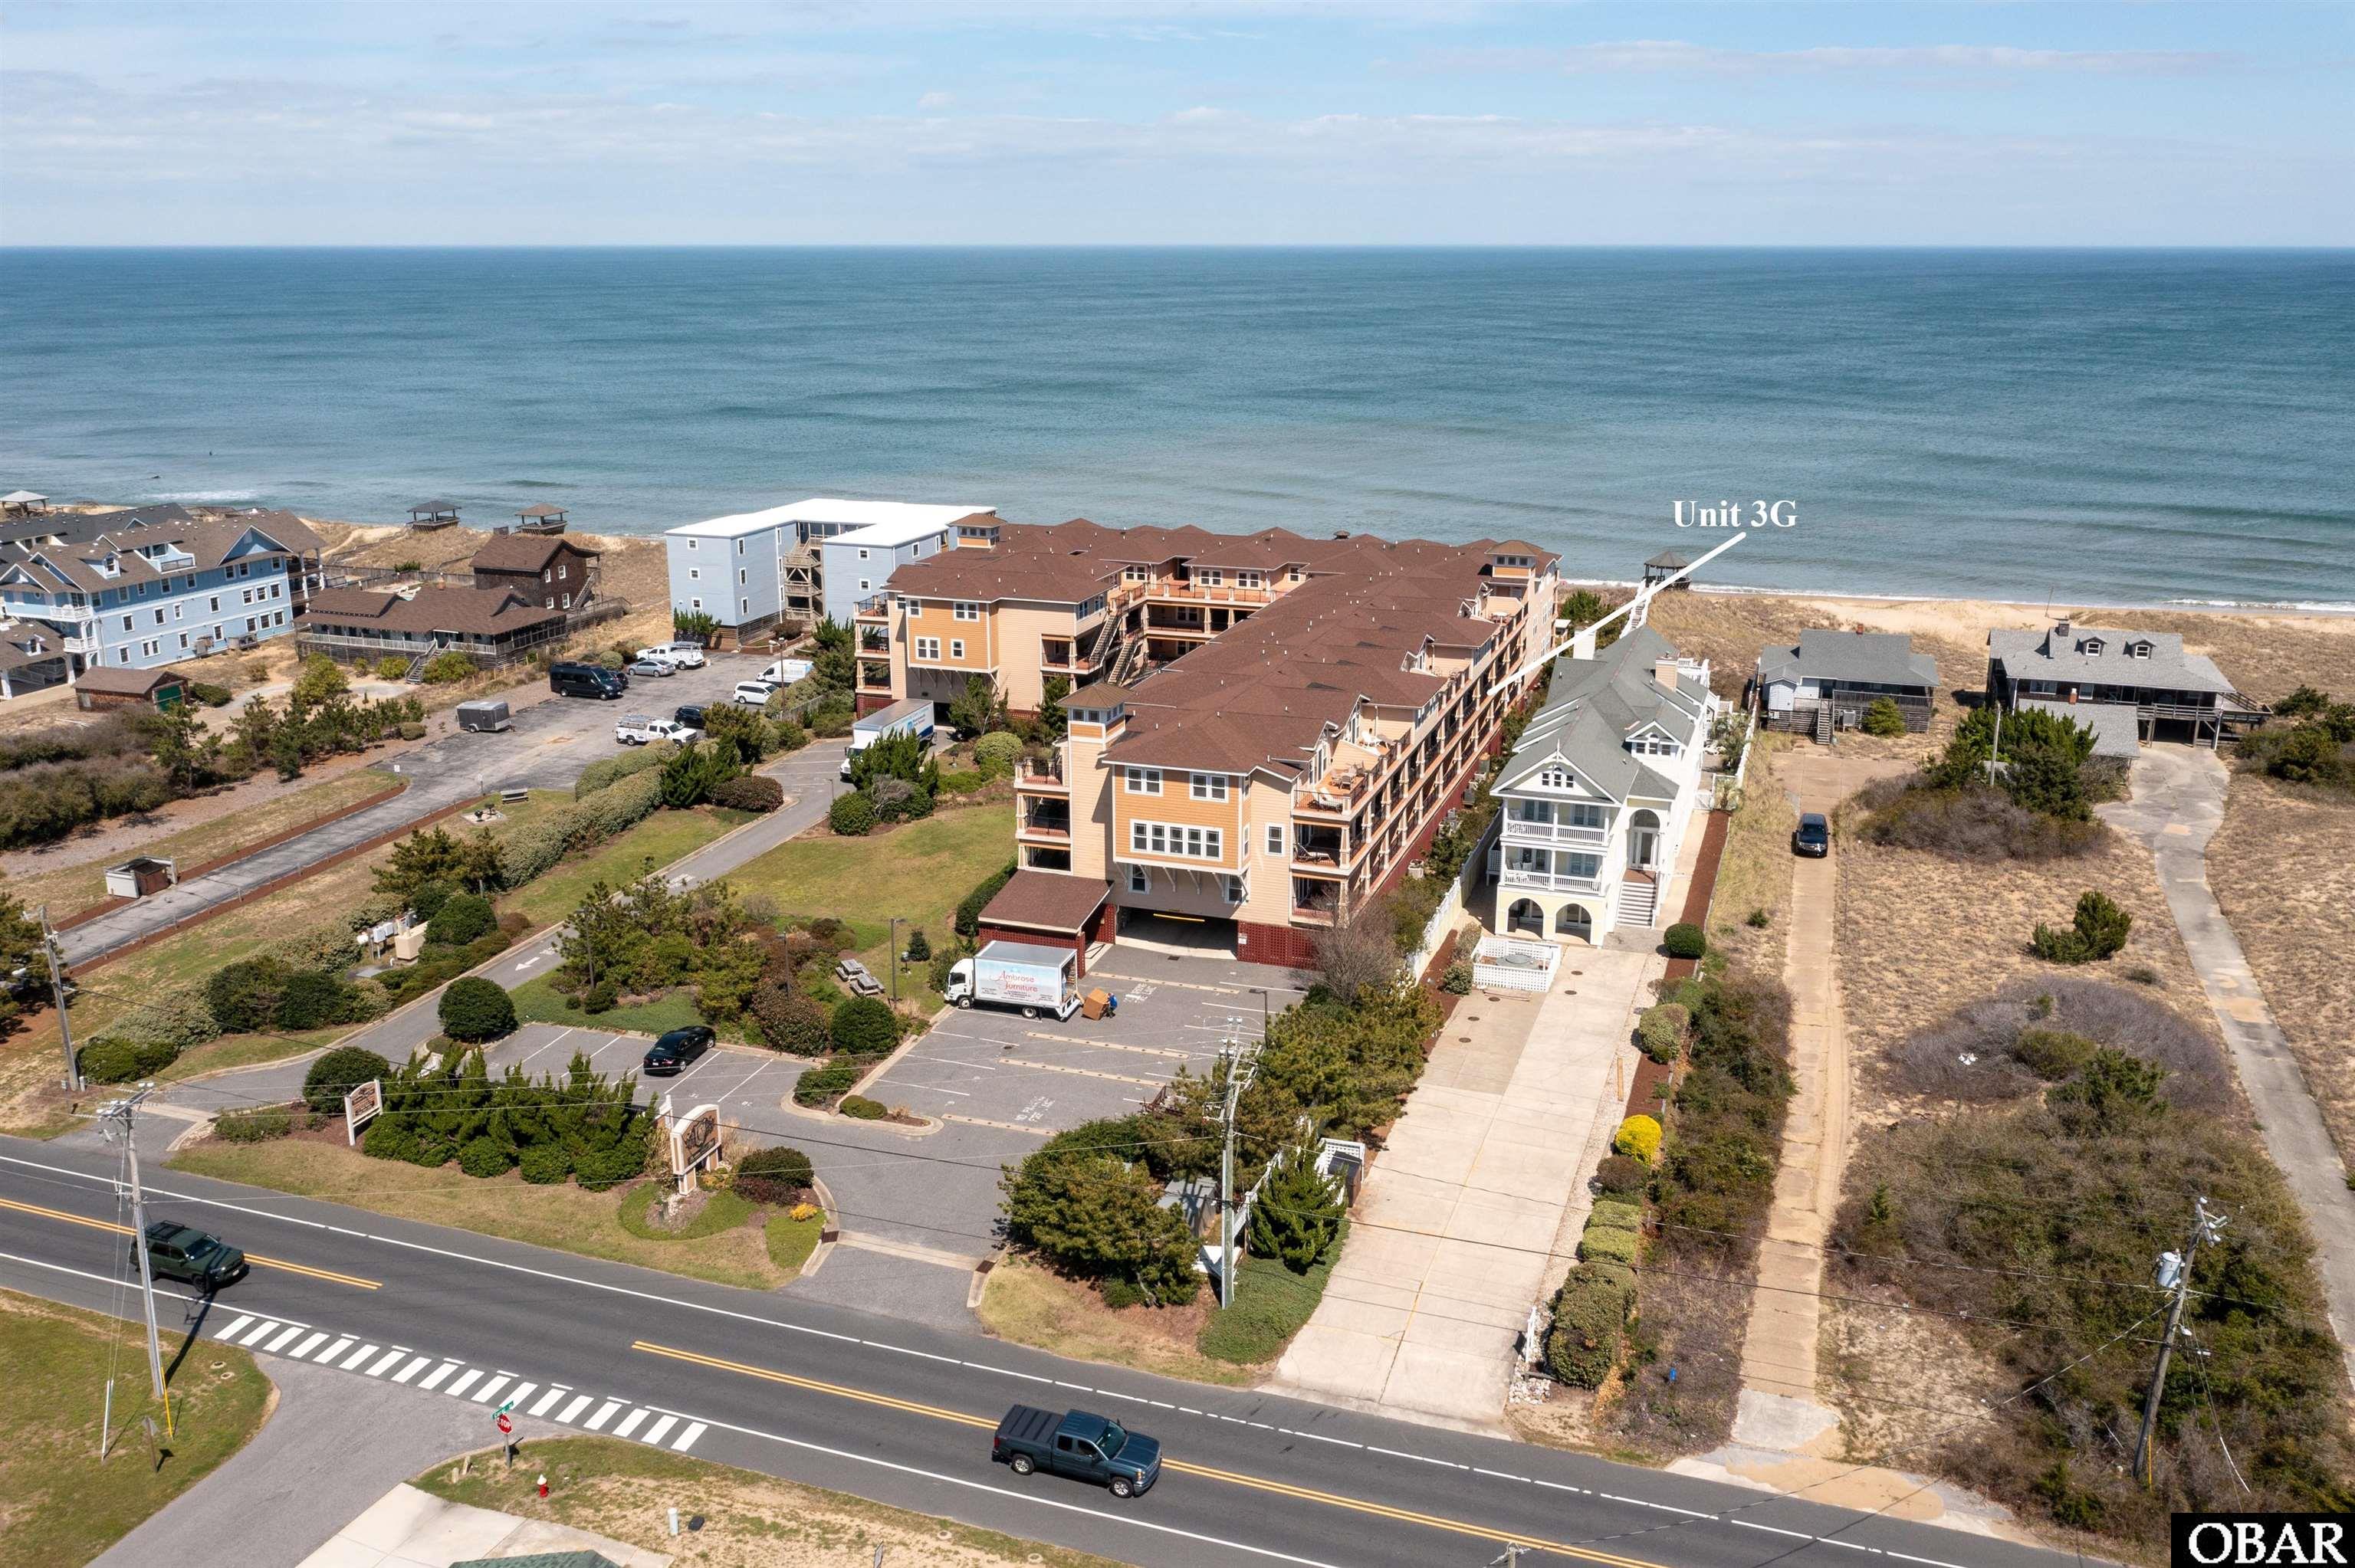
574, 743, 674, 799
1545, 1262, 1634, 1388
81, 921, 377, 1082
498, 769, 663, 885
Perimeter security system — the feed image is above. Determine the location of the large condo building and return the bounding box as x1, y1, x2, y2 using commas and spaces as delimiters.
664, 498, 993, 645
0, 504, 324, 695
869, 517, 1561, 968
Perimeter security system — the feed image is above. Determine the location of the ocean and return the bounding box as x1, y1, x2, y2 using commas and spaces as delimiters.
2, 247, 2349, 608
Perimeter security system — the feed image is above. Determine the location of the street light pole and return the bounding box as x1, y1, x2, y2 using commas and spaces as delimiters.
888, 917, 902, 1005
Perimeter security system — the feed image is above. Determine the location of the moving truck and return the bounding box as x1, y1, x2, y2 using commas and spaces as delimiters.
945, 941, 1081, 1021
840, 697, 936, 780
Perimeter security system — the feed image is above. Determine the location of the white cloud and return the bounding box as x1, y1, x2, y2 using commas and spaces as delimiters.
918, 90, 955, 109
1420, 40, 2243, 78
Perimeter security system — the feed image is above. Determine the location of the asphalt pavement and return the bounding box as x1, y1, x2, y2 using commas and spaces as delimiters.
0, 1133, 2082, 1568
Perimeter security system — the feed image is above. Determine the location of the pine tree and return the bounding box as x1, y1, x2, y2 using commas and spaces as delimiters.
1246, 1143, 1345, 1273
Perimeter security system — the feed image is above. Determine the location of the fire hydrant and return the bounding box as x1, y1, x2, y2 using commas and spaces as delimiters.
537, 1473, 549, 1500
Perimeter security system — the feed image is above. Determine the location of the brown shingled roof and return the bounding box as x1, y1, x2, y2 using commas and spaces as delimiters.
470, 533, 599, 574
304, 584, 563, 638
74, 664, 189, 696
980, 870, 1112, 933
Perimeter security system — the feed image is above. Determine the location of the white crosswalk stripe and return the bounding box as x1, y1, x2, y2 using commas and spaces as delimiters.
612, 1409, 649, 1438
529, 1386, 567, 1417
554, 1394, 593, 1424
290, 1332, 330, 1360
366, 1349, 408, 1376
583, 1400, 622, 1431
471, 1376, 511, 1405
503, 1381, 538, 1411
391, 1356, 432, 1383
640, 1415, 676, 1446
341, 1343, 382, 1370
418, 1362, 458, 1390
316, 1337, 354, 1363
217, 1314, 254, 1340
671, 1422, 706, 1452
445, 1370, 481, 1399
265, 1325, 308, 1353
238, 1319, 283, 1346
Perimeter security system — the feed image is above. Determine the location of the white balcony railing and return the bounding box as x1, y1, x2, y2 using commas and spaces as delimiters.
1499, 817, 1610, 849
1499, 864, 1608, 896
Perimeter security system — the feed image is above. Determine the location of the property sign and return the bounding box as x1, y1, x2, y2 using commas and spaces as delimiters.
669, 1102, 721, 1181
343, 1078, 383, 1146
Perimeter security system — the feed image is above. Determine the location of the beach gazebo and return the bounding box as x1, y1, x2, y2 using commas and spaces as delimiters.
514, 504, 569, 535
409, 499, 461, 529
1643, 548, 1698, 589
2, 490, 50, 519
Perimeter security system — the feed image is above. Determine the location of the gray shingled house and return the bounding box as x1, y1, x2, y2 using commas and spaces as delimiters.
1755, 629, 1940, 733
1985, 618, 2266, 749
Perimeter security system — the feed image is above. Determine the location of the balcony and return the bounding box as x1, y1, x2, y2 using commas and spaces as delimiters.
857, 661, 892, 691
1291, 877, 1341, 925
1018, 804, 1072, 841
1291, 827, 1349, 870
1499, 864, 1606, 896
853, 593, 891, 623
1500, 815, 1609, 849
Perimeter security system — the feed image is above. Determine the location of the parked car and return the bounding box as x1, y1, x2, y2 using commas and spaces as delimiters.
627, 657, 676, 678
672, 704, 708, 730
132, 1220, 248, 1289
730, 680, 777, 707
616, 715, 699, 747
550, 661, 627, 700
1792, 812, 1831, 858
992, 1406, 1161, 1498
642, 1025, 716, 1076
652, 641, 708, 670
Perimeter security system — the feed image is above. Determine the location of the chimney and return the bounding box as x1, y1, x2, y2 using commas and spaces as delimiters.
2054, 616, 2071, 639
1654, 658, 1678, 692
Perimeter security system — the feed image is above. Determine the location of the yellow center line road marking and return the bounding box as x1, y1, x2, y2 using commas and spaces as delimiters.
632, 1340, 1667, 1568
0, 1196, 382, 1291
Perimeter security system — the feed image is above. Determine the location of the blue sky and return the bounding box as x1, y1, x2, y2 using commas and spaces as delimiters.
4, 2, 2348, 244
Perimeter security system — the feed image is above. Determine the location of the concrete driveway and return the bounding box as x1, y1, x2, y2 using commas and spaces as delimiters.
1273, 944, 1654, 1429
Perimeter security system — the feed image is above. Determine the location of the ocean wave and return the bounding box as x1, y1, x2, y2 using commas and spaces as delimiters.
149, 489, 260, 503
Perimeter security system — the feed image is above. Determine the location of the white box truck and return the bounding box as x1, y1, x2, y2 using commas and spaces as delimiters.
840, 697, 937, 780
945, 941, 1081, 1021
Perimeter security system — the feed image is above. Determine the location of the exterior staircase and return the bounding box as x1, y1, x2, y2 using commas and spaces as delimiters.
1813, 703, 1834, 745
1110, 634, 1151, 686
1616, 877, 1659, 927
1082, 612, 1125, 672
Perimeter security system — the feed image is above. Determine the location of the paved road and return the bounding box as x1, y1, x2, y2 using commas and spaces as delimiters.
62, 657, 774, 966
2100, 745, 2355, 1386
0, 1135, 2081, 1568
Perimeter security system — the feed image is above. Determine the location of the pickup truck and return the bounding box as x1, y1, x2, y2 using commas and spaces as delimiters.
615, 715, 701, 747
992, 1406, 1161, 1498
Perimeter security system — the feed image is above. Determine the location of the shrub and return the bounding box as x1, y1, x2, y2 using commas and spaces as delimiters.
1663, 923, 1707, 960
973, 731, 1024, 776
408, 880, 455, 922
954, 861, 1017, 940
771, 717, 808, 753
2032, 890, 2133, 965
1594, 1154, 1650, 1196
752, 986, 829, 1055
1440, 960, 1473, 995
573, 1143, 642, 1190
1099, 1278, 1145, 1309
78, 1039, 146, 1084
360, 1114, 418, 1163
305, 1046, 392, 1113
1614, 1114, 1663, 1163
839, 1094, 887, 1120
580, 978, 618, 1014
903, 928, 931, 963
1588, 1197, 1644, 1232
1636, 1002, 1687, 1064
215, 1105, 294, 1143
793, 1058, 865, 1107
457, 1135, 513, 1177
425, 891, 496, 947
1577, 1225, 1641, 1266
206, 957, 289, 1034
438, 976, 517, 1042
374, 656, 409, 680
828, 792, 875, 836
107, 986, 218, 1054
2015, 1028, 2097, 1081
1861, 697, 1907, 736
274, 970, 352, 1030
710, 774, 783, 812
829, 996, 898, 1056
734, 1145, 815, 1206
189, 681, 233, 707
420, 650, 478, 684
518, 1143, 572, 1185
1546, 1265, 1632, 1388
1746, 907, 1770, 929
496, 813, 574, 887
1245, 1144, 1346, 1272
398, 721, 427, 741
1854, 778, 2104, 862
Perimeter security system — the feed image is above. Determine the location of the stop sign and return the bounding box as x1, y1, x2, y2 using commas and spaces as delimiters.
497, 1412, 513, 1436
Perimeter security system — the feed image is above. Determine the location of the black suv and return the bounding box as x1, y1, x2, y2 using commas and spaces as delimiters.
550, 661, 628, 700
673, 704, 708, 730
1792, 812, 1831, 858
133, 1220, 248, 1289
643, 1025, 717, 1076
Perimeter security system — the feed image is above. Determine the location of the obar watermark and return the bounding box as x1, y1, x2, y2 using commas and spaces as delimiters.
2173, 1514, 2353, 1566
1673, 499, 1797, 529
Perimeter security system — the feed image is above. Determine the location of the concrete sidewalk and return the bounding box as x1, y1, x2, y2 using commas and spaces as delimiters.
1272, 944, 1653, 1428
299, 1483, 668, 1568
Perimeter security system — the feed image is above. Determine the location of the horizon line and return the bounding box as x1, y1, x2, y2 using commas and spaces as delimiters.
4, 242, 2350, 254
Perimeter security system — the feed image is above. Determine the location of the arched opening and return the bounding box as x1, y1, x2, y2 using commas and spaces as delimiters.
1627, 809, 1662, 872
1554, 904, 1594, 943
1506, 898, 1544, 936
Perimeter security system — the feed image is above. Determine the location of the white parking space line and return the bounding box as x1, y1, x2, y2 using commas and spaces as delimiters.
529, 1386, 567, 1416
289, 1331, 330, 1359
342, 1343, 383, 1370
419, 1362, 459, 1390
516, 1026, 578, 1069
584, 1400, 622, 1431
392, 1356, 433, 1384
445, 1370, 482, 1399
471, 1376, 511, 1404
672, 1421, 707, 1452
316, 1337, 353, 1363
665, 1049, 726, 1091
640, 1415, 678, 1446
217, 1314, 253, 1340
613, 1409, 649, 1438
718, 1058, 771, 1101
555, 1393, 594, 1424
265, 1324, 309, 1353
366, 1349, 409, 1377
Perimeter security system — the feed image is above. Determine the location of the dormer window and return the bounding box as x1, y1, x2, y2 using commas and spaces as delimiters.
2080, 638, 2105, 654
1539, 767, 1570, 790
2127, 641, 2152, 659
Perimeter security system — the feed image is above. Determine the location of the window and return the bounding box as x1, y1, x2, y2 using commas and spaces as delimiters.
739, 598, 748, 614
1128, 864, 1149, 894
241, 588, 253, 605
1539, 766, 1570, 789
557, 564, 568, 579
737, 540, 745, 555
687, 540, 698, 551
140, 638, 158, 657
1197, 569, 1223, 588
915, 636, 941, 660
1128, 822, 1223, 861
1122, 766, 1161, 795
1191, 772, 1228, 802
1566, 802, 1604, 829
690, 597, 702, 610
953, 602, 979, 621
859, 579, 870, 592
858, 548, 870, 560
738, 569, 747, 586
120, 615, 133, 631
1224, 875, 1245, 904
1266, 824, 1285, 856
1123, 565, 1148, 583
688, 569, 699, 581
543, 569, 553, 582
152, 608, 164, 625
178, 633, 189, 649
1237, 570, 1263, 589
948, 639, 965, 660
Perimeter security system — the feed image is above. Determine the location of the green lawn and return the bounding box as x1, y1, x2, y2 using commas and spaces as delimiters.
1197, 1221, 1350, 1364
766, 1211, 823, 1271
496, 802, 755, 930
507, 973, 712, 1038
727, 802, 1014, 1012
0, 1290, 274, 1568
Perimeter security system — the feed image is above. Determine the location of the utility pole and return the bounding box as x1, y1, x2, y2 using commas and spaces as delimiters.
1217, 1015, 1261, 1310
2134, 1196, 2226, 1489
1985, 701, 2004, 789
98, 1086, 172, 1435
888, 917, 903, 1006
38, 904, 80, 1093
1489, 1547, 1525, 1568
